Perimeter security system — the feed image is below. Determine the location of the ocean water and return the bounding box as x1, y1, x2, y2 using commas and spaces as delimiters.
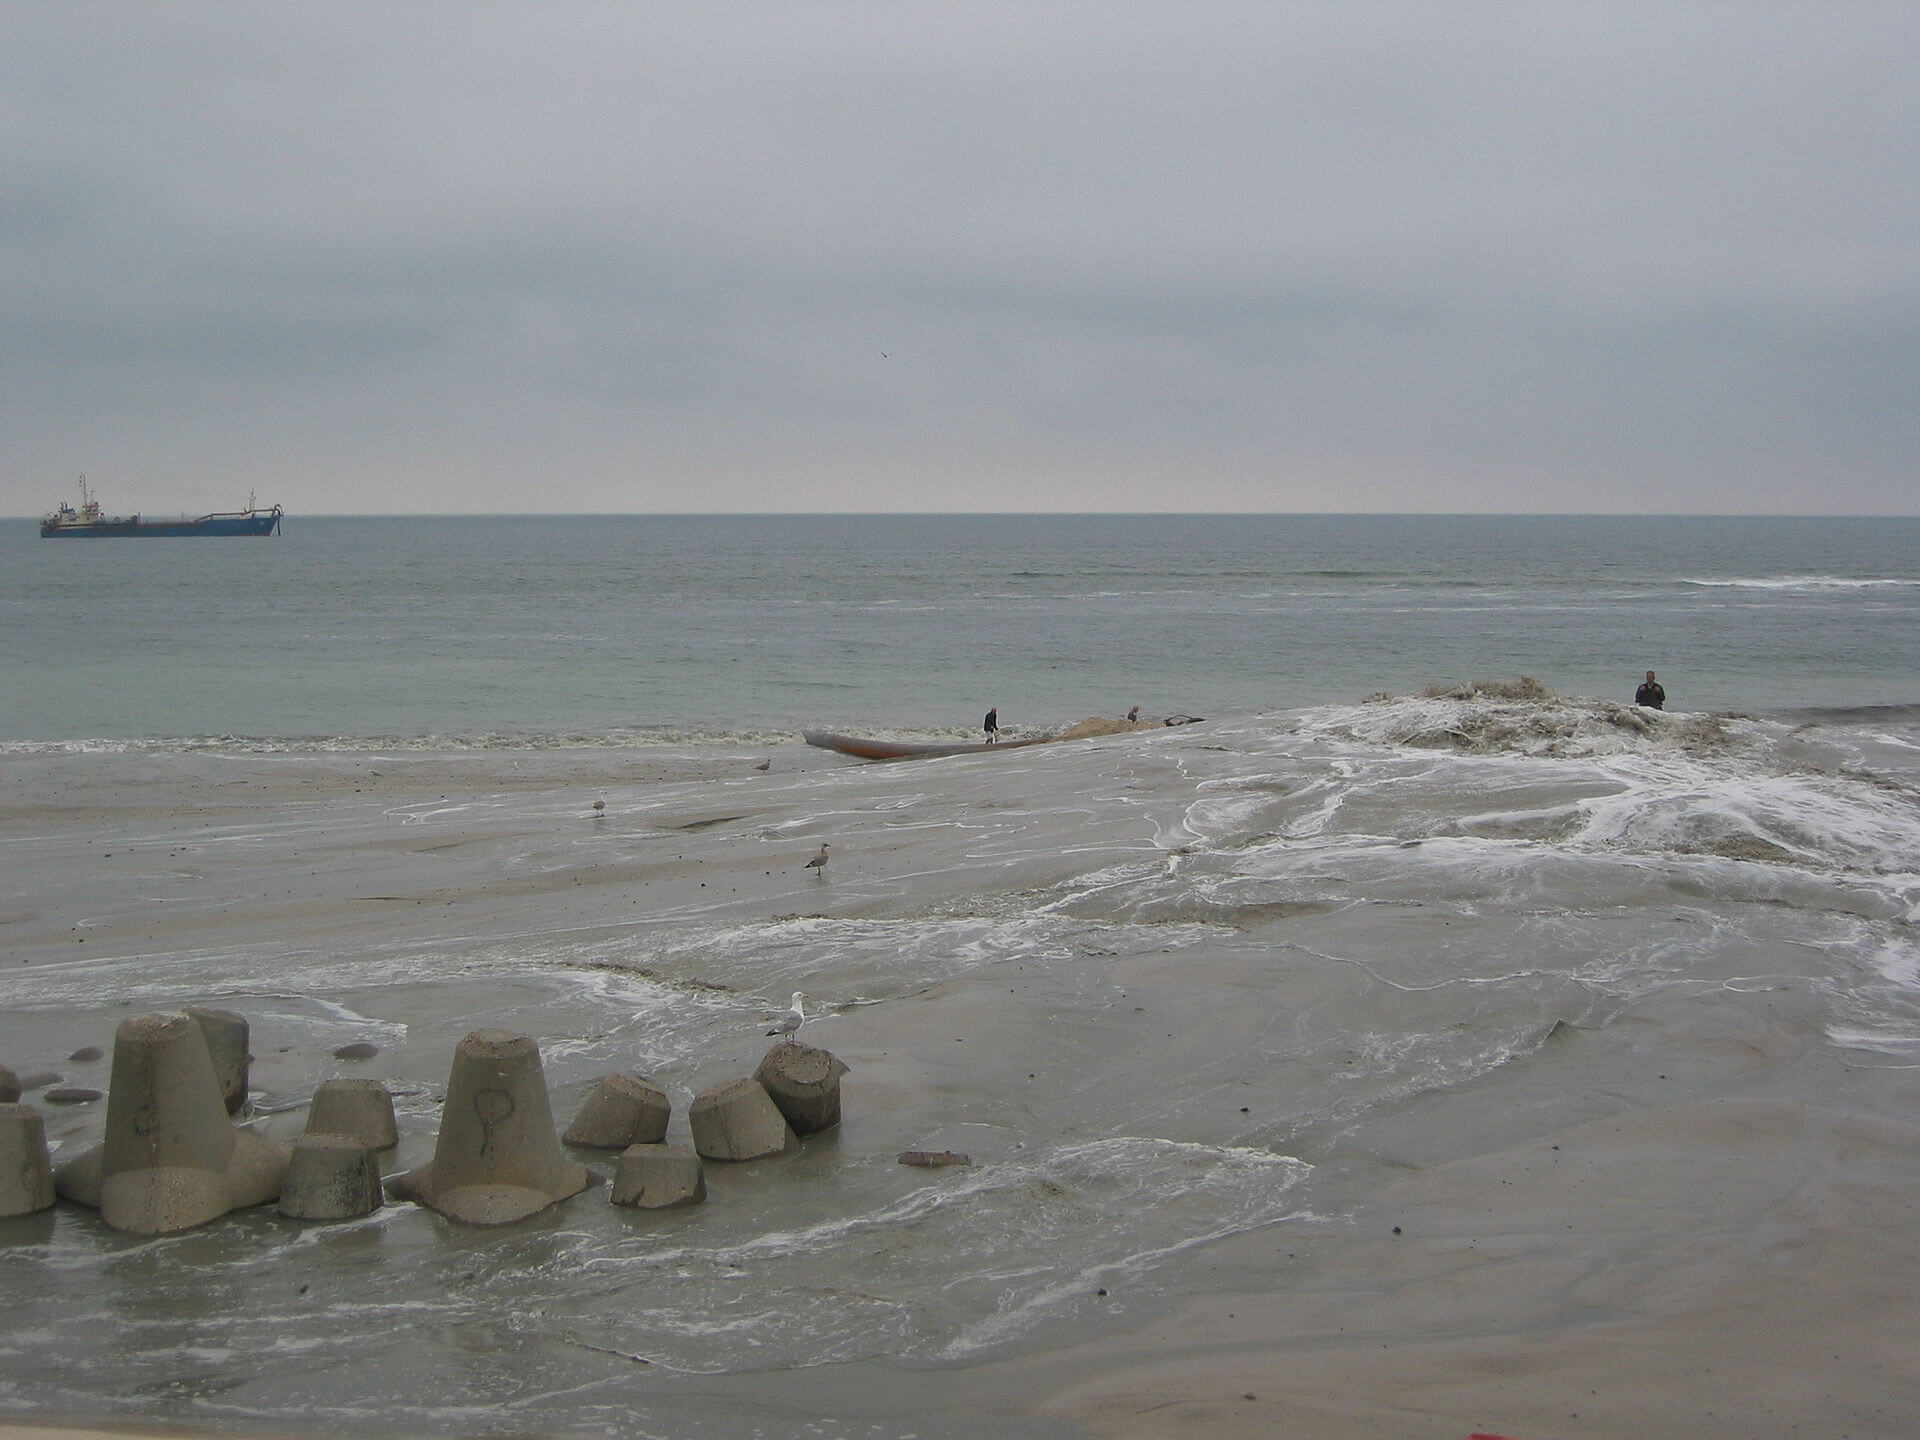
5, 513, 1918, 746
3, 514, 1920, 1436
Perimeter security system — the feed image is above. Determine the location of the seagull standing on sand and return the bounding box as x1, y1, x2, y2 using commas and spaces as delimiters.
805, 842, 830, 873
767, 992, 807, 1043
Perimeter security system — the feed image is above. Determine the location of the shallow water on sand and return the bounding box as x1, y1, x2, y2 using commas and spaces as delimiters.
3, 689, 1919, 1434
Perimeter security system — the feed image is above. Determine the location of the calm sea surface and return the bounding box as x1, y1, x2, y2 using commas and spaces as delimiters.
5, 513, 1919, 744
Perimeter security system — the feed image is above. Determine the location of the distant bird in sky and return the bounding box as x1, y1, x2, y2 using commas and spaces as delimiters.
804, 842, 830, 872
767, 991, 807, 1043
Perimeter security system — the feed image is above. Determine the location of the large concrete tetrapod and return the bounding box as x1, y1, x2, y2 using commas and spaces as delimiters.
754, 1043, 849, 1135
0, 1104, 56, 1217
52, 1012, 290, 1234
397, 1030, 588, 1226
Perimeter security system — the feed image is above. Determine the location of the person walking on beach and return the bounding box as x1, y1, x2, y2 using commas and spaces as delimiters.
983, 707, 999, 744
1635, 671, 1666, 709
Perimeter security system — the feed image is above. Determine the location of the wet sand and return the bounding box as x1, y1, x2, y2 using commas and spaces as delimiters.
1012, 1052, 1920, 1439
4, 729, 1920, 1438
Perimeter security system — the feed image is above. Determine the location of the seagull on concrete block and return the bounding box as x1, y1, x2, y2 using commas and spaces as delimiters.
804, 842, 830, 872
767, 992, 807, 1043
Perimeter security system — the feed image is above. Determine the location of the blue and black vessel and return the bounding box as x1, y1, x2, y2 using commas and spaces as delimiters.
40, 479, 282, 537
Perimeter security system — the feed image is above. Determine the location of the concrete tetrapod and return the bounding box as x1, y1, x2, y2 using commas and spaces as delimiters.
688, 1077, 796, 1162
0, 1104, 57, 1217
279, 1134, 384, 1220
563, 1073, 670, 1149
0, 1064, 20, 1104
52, 1012, 290, 1234
610, 1142, 706, 1209
305, 1078, 400, 1151
394, 1029, 588, 1225
186, 1006, 251, 1115
753, 1043, 850, 1135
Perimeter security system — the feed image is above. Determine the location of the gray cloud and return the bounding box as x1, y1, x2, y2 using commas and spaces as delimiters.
4, 2, 1916, 515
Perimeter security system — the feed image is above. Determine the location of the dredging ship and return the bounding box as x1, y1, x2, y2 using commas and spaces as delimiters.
40, 478, 283, 537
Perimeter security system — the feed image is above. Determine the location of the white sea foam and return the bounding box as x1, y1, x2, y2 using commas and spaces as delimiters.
1680, 575, 1920, 590
555, 1137, 1310, 1371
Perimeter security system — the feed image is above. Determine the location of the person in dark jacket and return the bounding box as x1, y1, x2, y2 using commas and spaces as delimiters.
1635, 671, 1666, 709
983, 707, 999, 744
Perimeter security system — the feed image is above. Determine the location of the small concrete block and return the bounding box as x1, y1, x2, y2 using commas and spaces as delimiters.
610, 1142, 706, 1208
564, 1073, 670, 1149
306, 1078, 400, 1150
754, 1043, 850, 1135
0, 1104, 56, 1217
688, 1077, 795, 1162
186, 1006, 252, 1114
0, 1066, 19, 1104
279, 1134, 383, 1220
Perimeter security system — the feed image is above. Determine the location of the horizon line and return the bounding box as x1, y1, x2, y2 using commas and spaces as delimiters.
10, 509, 1920, 522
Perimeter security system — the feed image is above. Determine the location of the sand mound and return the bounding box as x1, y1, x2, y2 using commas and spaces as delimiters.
1055, 716, 1151, 740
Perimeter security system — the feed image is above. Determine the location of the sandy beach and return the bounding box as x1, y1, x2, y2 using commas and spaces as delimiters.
4, 704, 1920, 1438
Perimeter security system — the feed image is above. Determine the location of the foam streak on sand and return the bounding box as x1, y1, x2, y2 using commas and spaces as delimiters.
3, 688, 1920, 1437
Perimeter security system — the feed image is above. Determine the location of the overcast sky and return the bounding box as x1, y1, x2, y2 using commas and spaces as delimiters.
4, 3, 1915, 516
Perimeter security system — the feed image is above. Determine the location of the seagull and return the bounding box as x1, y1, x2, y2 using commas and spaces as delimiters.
753, 759, 771, 772
804, 842, 830, 872
767, 991, 807, 1043
592, 797, 606, 814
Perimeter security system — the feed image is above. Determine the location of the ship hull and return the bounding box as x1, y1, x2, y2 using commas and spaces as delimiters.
40, 509, 282, 538
802, 729, 1055, 760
